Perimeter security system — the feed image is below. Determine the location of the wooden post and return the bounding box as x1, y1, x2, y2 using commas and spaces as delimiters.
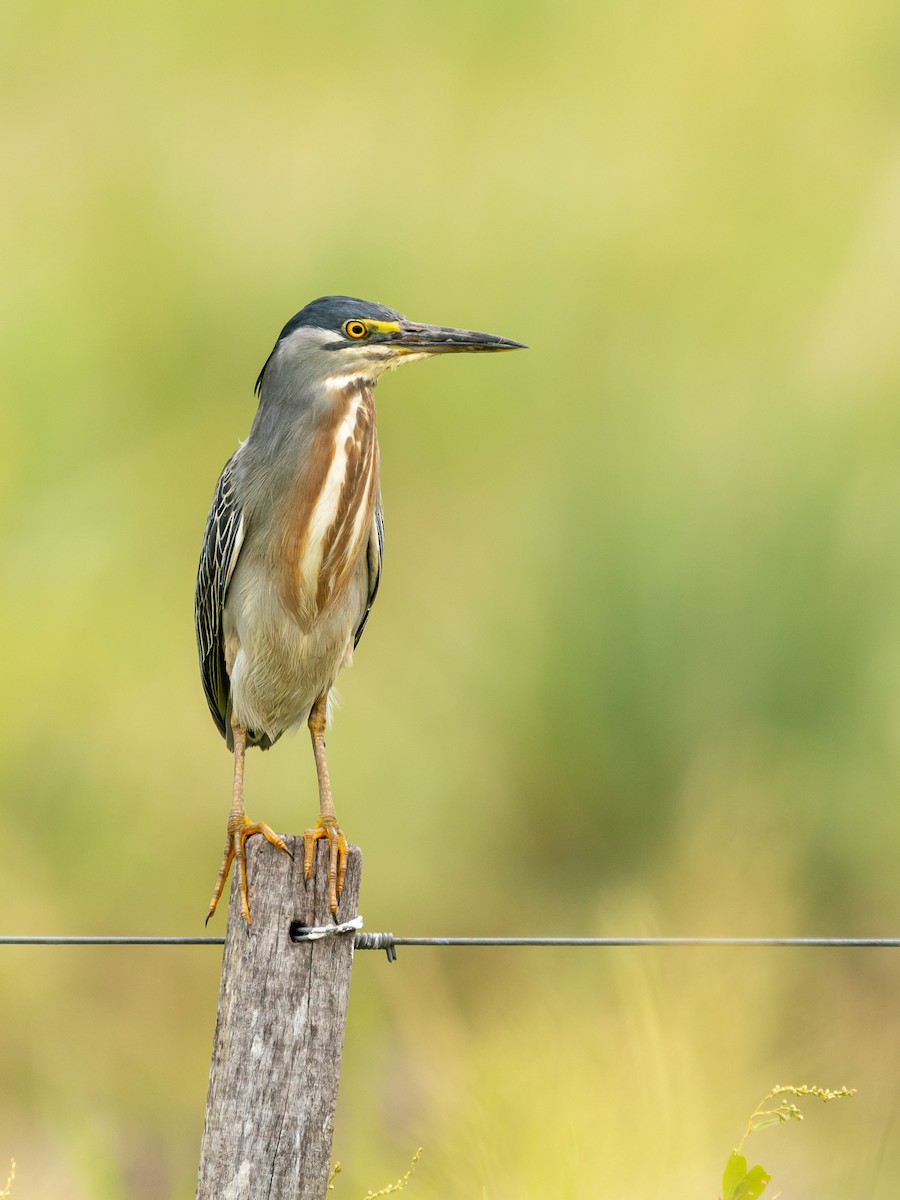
196, 835, 362, 1200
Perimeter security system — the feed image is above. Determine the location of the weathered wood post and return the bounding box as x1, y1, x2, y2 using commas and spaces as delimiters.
196, 835, 362, 1200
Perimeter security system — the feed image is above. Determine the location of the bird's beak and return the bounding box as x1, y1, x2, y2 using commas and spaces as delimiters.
388, 320, 527, 356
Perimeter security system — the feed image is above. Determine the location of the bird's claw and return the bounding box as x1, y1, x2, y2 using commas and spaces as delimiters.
303, 816, 349, 914
206, 814, 290, 927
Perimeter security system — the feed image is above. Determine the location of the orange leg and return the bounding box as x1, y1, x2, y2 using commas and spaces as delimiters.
206, 714, 290, 926
303, 694, 349, 915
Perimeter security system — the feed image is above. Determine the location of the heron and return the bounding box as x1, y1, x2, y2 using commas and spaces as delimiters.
195, 295, 525, 924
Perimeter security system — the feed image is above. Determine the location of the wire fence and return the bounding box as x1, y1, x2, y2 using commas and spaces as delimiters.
3, 931, 900, 964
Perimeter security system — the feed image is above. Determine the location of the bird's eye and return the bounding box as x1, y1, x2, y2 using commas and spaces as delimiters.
344, 320, 368, 339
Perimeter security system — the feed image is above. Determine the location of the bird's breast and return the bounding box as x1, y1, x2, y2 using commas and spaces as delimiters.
278, 383, 379, 630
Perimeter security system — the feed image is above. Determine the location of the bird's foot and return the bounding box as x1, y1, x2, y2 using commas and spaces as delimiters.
206, 814, 290, 926
303, 815, 349, 914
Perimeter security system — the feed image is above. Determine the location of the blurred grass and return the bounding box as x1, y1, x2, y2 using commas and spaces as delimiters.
2, 0, 900, 1195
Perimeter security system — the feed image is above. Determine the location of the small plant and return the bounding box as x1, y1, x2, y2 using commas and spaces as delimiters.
327, 1148, 424, 1197
0, 1160, 14, 1200
361, 1148, 423, 1199
721, 1084, 856, 1200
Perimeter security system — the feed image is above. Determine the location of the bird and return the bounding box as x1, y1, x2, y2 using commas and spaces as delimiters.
195, 295, 525, 925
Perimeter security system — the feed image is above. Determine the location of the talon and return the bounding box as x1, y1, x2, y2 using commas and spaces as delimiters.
303, 816, 350, 914
206, 814, 290, 926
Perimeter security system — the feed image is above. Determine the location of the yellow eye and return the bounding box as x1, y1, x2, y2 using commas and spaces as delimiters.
344, 320, 368, 339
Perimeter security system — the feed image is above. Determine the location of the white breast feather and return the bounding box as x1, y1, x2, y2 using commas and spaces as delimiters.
298, 394, 362, 594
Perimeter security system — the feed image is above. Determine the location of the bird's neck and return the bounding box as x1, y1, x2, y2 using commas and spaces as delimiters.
243, 378, 380, 628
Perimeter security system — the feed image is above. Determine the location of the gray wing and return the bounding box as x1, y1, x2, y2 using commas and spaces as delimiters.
353, 499, 384, 649
195, 449, 246, 740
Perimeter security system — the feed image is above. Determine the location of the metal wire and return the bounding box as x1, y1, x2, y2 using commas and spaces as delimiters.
355, 935, 900, 948
0, 936, 225, 945
3, 933, 900, 950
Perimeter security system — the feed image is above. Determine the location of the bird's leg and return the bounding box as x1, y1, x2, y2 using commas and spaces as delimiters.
206, 714, 290, 927
303, 693, 349, 915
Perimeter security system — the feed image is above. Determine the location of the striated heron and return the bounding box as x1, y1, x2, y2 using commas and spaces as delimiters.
195, 296, 525, 924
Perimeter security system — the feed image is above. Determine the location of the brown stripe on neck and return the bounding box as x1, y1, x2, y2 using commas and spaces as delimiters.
316, 390, 379, 612
276, 382, 379, 630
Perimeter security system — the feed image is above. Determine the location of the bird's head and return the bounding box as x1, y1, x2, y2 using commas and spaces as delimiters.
256, 295, 526, 396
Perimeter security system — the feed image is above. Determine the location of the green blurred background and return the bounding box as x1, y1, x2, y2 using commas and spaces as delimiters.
3, 1, 900, 1195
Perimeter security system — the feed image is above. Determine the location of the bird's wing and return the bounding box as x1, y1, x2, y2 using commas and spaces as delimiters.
353, 498, 384, 649
195, 448, 246, 740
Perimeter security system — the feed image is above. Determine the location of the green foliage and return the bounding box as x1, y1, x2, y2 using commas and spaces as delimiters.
721, 1085, 856, 1199
328, 1149, 423, 1198
722, 1154, 769, 1200
361, 1148, 423, 1199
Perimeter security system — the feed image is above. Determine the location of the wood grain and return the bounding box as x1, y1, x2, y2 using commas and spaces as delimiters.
196, 836, 361, 1200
